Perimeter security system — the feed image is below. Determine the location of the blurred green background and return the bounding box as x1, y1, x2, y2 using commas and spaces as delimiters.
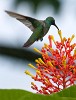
0, 0, 76, 92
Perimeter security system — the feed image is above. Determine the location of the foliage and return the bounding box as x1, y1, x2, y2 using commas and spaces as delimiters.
14, 0, 61, 13
0, 85, 76, 100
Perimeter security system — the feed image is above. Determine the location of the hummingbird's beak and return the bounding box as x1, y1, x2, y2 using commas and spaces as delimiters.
54, 24, 59, 30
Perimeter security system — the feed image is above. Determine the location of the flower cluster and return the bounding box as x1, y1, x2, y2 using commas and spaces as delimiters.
25, 30, 76, 95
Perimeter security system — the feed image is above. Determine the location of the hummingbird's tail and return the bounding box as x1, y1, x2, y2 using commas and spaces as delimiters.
23, 41, 34, 47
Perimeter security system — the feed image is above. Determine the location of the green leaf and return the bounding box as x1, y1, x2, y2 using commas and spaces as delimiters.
0, 85, 76, 100
57, 85, 76, 98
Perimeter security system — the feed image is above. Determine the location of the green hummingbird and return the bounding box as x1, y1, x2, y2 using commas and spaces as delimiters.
5, 10, 59, 47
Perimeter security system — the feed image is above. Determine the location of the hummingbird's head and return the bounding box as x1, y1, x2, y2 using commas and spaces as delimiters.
45, 17, 59, 30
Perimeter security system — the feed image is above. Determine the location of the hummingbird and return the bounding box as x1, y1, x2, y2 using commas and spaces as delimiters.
5, 10, 59, 47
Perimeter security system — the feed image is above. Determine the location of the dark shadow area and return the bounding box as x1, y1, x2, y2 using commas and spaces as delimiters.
0, 45, 41, 62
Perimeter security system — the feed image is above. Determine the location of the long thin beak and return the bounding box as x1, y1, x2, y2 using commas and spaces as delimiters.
54, 24, 59, 30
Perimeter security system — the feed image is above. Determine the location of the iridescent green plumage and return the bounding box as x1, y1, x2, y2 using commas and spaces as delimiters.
5, 10, 59, 47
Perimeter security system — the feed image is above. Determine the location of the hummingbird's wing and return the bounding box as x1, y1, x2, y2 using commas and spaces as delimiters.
5, 10, 42, 31
23, 26, 43, 47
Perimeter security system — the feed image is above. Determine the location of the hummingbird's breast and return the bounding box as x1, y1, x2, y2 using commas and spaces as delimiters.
37, 21, 50, 41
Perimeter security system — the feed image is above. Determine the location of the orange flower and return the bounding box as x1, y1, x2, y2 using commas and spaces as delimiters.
25, 30, 76, 94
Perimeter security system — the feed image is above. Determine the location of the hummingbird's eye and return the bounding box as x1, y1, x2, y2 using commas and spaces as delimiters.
51, 20, 55, 25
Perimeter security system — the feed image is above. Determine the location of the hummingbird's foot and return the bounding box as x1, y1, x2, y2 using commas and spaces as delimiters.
40, 38, 43, 41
